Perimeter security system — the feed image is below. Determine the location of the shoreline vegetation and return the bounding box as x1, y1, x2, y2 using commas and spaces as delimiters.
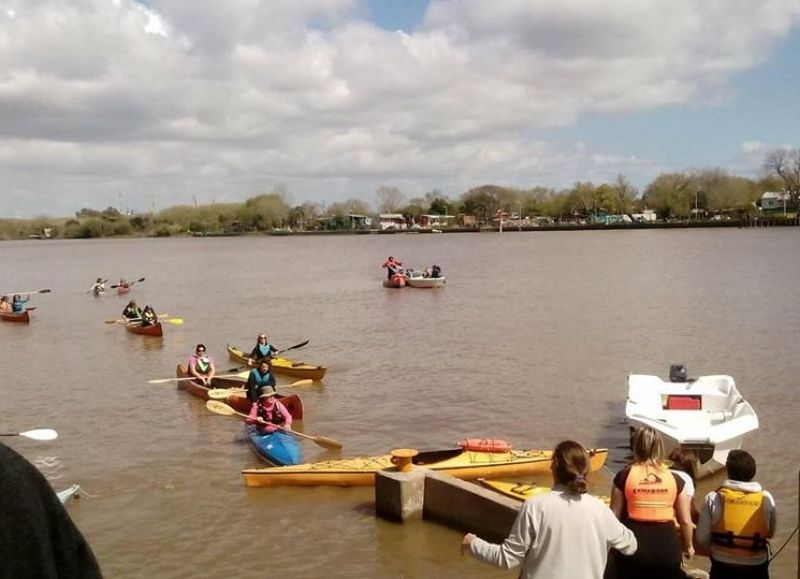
3, 161, 799, 240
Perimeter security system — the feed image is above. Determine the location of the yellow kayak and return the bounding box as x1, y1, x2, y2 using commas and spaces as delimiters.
479, 479, 611, 505
227, 345, 326, 381
242, 447, 608, 488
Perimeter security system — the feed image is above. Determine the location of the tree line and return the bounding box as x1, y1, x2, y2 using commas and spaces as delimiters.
1, 149, 797, 240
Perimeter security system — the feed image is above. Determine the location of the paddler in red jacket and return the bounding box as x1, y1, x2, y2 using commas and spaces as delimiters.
247, 391, 292, 435
382, 256, 403, 280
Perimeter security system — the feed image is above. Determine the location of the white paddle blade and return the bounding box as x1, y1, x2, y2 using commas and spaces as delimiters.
21, 428, 58, 441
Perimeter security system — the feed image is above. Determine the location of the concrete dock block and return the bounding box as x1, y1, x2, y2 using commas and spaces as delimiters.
375, 466, 425, 522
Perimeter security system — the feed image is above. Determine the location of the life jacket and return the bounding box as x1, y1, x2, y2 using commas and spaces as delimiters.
124, 307, 141, 319
711, 487, 769, 558
257, 344, 274, 358
195, 357, 211, 375
257, 402, 285, 426
251, 368, 273, 386
624, 463, 677, 522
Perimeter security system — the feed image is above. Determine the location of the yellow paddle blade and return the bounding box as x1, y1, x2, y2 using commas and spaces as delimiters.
314, 435, 343, 450
164, 318, 184, 325
286, 379, 313, 388
205, 400, 238, 416
207, 388, 246, 399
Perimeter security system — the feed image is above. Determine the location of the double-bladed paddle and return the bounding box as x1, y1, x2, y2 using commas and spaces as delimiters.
1, 288, 52, 297
0, 428, 58, 441
206, 379, 313, 399
225, 340, 310, 372
110, 277, 145, 289
147, 371, 250, 384
105, 315, 182, 325
205, 400, 342, 450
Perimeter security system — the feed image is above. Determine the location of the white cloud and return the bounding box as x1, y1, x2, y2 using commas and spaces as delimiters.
0, 0, 798, 215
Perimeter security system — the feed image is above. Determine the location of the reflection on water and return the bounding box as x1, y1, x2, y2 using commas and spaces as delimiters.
1, 230, 799, 578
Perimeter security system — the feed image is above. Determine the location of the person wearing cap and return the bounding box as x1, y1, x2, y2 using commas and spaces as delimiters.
246, 358, 276, 403
121, 300, 142, 320
246, 391, 292, 435
188, 344, 216, 387
247, 334, 279, 364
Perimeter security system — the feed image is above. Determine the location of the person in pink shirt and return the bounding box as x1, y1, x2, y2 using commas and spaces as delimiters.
187, 343, 216, 386
247, 391, 292, 434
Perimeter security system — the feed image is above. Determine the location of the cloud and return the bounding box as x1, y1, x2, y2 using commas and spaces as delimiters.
0, 0, 798, 215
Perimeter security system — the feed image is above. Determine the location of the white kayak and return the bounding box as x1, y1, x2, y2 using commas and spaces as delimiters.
57, 484, 81, 505
405, 271, 446, 288
625, 371, 758, 477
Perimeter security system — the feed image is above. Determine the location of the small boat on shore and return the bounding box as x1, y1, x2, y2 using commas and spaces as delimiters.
227, 345, 327, 381
125, 321, 163, 337
0, 308, 32, 323
479, 479, 610, 505
625, 366, 758, 477
246, 425, 302, 466
242, 446, 608, 487
175, 364, 304, 419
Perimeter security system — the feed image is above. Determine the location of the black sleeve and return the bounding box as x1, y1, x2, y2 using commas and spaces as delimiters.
673, 472, 685, 495
613, 466, 630, 491
0, 444, 103, 578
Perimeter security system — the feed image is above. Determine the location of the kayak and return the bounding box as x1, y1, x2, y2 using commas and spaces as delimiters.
117, 286, 131, 295
0, 309, 31, 323
175, 364, 304, 420
242, 447, 608, 488
383, 273, 406, 288
479, 479, 610, 505
125, 321, 163, 337
227, 345, 327, 381
57, 484, 81, 505
246, 425, 302, 466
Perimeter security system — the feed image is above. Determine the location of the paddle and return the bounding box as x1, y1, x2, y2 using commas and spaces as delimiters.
104, 314, 174, 324
226, 340, 311, 372
0, 428, 58, 441
207, 379, 314, 399
110, 277, 145, 289
205, 400, 342, 450
147, 371, 250, 385
1, 288, 52, 297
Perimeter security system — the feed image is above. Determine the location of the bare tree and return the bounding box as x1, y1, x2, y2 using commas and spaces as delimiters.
611, 174, 638, 214
763, 148, 800, 201
376, 186, 405, 213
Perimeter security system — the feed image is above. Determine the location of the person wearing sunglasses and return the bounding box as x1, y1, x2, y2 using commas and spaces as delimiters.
188, 343, 216, 386
247, 334, 279, 365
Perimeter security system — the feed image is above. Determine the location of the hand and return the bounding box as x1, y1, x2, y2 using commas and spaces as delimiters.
683, 545, 695, 560
461, 533, 475, 556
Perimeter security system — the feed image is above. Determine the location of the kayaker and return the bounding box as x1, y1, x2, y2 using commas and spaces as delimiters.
608, 426, 694, 579
0, 296, 11, 312
382, 256, 403, 279
247, 391, 292, 435
121, 300, 142, 321
0, 442, 102, 578
247, 334, 278, 364
462, 440, 638, 579
11, 293, 30, 313
188, 344, 216, 386
140, 305, 158, 327
246, 359, 276, 403
118, 278, 129, 289
89, 278, 107, 295
695, 449, 776, 579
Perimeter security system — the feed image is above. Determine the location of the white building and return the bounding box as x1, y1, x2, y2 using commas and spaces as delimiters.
378, 214, 406, 230
760, 191, 789, 210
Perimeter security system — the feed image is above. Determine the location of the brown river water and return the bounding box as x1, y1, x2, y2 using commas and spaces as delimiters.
1, 229, 798, 578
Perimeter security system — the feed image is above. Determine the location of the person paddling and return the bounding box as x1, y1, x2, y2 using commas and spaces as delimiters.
90, 278, 107, 296
188, 344, 216, 387
382, 256, 403, 280
247, 334, 278, 365
140, 305, 158, 327
121, 300, 142, 321
11, 294, 30, 313
0, 296, 11, 313
246, 391, 292, 435
246, 359, 277, 403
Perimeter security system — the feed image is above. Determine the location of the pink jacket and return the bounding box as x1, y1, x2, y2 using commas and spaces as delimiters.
247, 400, 292, 433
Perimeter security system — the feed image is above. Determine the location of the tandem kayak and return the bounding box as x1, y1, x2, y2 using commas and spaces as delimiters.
246, 425, 302, 466
227, 345, 327, 381
125, 321, 163, 337
242, 446, 608, 488
0, 308, 32, 323
478, 479, 610, 505
175, 364, 304, 420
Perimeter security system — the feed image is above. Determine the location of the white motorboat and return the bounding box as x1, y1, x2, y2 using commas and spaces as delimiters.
405, 270, 446, 288
625, 366, 758, 478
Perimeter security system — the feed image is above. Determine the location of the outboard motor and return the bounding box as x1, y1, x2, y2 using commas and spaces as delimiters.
669, 364, 687, 383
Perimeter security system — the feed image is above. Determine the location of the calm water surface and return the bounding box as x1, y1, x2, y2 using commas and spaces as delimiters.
1, 229, 798, 578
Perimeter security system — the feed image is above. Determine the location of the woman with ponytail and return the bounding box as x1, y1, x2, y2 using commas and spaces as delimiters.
462, 440, 637, 578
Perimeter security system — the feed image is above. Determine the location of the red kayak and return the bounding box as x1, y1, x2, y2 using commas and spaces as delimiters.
117, 286, 131, 295
383, 273, 406, 288
0, 308, 31, 323
175, 364, 303, 419
125, 321, 163, 337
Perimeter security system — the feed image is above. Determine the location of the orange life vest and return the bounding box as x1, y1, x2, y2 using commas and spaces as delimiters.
711, 487, 769, 558
624, 463, 677, 522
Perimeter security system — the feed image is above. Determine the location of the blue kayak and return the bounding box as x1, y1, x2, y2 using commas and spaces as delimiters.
246, 425, 302, 466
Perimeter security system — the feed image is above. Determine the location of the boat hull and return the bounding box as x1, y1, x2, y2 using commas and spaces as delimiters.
382, 274, 406, 288
175, 364, 303, 419
117, 286, 131, 295
242, 447, 608, 488
125, 321, 163, 337
0, 309, 30, 323
227, 345, 326, 381
405, 276, 446, 288
246, 425, 302, 466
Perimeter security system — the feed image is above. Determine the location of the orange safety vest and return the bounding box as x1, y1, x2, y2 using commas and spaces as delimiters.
624, 463, 677, 522
711, 487, 769, 559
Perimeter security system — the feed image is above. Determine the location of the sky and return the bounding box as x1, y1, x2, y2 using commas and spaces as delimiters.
1, 0, 799, 217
